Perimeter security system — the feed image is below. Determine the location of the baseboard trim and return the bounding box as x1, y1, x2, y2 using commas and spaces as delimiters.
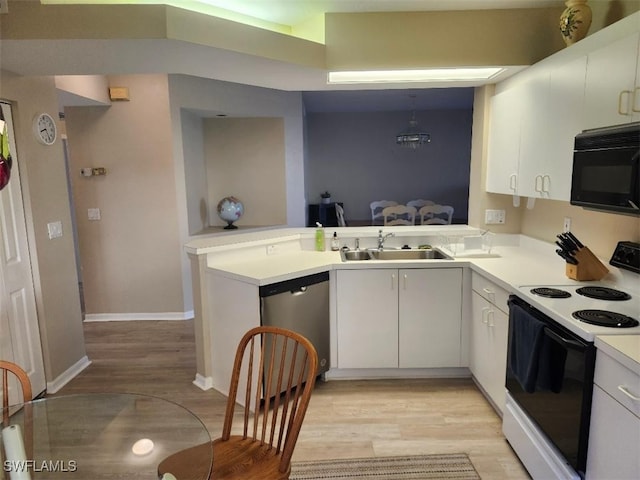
84, 311, 194, 322
193, 373, 213, 391
325, 367, 471, 380
46, 355, 92, 394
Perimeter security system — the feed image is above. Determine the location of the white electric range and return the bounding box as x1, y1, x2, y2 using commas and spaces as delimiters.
503, 241, 640, 480
514, 282, 640, 342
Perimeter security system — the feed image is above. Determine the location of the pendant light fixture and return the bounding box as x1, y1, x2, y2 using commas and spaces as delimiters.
396, 95, 431, 149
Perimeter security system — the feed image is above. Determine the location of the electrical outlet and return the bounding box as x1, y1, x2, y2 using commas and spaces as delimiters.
266, 244, 278, 255
484, 209, 506, 225
563, 217, 571, 233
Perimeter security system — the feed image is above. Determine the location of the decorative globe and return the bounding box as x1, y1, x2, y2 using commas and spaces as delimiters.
217, 196, 244, 229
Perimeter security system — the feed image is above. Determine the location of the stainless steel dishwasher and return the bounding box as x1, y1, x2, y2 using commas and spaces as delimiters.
259, 271, 330, 398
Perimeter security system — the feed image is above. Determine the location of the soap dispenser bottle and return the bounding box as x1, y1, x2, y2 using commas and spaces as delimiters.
315, 223, 326, 251
331, 231, 340, 251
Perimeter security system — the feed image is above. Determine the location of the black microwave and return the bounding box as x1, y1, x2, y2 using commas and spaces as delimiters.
570, 122, 640, 215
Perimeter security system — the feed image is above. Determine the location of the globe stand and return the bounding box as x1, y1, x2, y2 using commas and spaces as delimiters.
223, 221, 238, 230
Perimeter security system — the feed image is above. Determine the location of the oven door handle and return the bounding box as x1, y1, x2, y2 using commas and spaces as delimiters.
544, 327, 586, 351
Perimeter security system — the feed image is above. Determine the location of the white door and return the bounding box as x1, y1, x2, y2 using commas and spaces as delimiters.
0, 101, 46, 400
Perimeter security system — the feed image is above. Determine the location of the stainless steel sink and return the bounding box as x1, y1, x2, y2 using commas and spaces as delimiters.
340, 248, 452, 261
340, 250, 372, 261
370, 249, 451, 260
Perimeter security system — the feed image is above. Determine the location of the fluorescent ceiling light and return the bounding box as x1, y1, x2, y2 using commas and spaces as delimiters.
328, 68, 504, 84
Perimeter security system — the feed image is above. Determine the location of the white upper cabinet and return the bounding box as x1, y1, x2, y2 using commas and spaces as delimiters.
520, 56, 587, 201
583, 33, 640, 129
517, 71, 552, 198
487, 65, 583, 202
486, 86, 522, 196
487, 25, 639, 203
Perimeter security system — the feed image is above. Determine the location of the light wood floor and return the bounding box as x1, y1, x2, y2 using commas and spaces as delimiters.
54, 320, 530, 479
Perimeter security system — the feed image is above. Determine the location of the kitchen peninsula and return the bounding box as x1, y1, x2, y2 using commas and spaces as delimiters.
185, 225, 639, 394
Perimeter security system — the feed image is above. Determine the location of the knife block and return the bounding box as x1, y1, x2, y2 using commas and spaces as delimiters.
566, 247, 609, 281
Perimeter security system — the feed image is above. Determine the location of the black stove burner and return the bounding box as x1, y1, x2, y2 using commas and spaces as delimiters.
572, 310, 639, 328
576, 286, 631, 301
530, 287, 572, 298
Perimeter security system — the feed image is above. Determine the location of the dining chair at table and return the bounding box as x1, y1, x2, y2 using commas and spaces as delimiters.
158, 326, 319, 480
1, 360, 32, 426
406, 199, 435, 211
370, 200, 398, 225
1, 360, 33, 462
382, 205, 417, 226
419, 204, 454, 225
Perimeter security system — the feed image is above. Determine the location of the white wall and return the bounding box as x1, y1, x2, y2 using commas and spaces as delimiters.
204, 117, 287, 227
168, 75, 306, 312
305, 109, 473, 223
181, 110, 208, 235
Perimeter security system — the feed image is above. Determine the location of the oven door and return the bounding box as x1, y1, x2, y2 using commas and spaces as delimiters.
506, 296, 596, 476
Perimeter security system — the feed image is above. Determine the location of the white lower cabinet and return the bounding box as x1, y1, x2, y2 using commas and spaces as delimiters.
336, 269, 399, 368
336, 268, 462, 369
586, 349, 640, 479
469, 272, 509, 414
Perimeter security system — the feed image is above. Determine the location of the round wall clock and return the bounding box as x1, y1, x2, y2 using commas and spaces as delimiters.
33, 112, 57, 145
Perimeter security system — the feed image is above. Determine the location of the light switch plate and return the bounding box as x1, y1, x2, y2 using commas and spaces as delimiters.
47, 221, 63, 239
88, 208, 101, 220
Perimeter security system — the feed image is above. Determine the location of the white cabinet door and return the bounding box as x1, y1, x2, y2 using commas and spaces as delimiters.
584, 33, 640, 129
486, 86, 522, 196
470, 291, 509, 414
336, 269, 398, 369
586, 386, 640, 479
398, 268, 462, 368
517, 72, 552, 198
543, 56, 587, 201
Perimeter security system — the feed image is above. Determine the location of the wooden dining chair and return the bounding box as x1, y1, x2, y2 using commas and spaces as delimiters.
369, 200, 398, 225
406, 199, 435, 210
1, 360, 32, 427
1, 360, 33, 462
158, 326, 319, 480
419, 204, 454, 225
382, 205, 417, 226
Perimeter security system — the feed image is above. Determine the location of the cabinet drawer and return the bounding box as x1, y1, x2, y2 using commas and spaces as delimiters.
471, 272, 510, 313
594, 351, 640, 418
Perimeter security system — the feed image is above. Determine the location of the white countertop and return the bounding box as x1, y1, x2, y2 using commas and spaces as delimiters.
191, 228, 639, 362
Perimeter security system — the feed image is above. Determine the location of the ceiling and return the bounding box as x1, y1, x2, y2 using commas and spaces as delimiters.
4, 1, 559, 112
193, 1, 559, 27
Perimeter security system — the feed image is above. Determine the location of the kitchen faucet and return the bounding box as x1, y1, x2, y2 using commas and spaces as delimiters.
377, 229, 395, 251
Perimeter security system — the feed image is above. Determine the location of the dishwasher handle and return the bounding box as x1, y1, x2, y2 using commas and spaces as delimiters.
291, 286, 308, 296
259, 271, 329, 297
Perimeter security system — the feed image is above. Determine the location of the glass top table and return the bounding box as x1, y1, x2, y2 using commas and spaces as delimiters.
1, 393, 212, 479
